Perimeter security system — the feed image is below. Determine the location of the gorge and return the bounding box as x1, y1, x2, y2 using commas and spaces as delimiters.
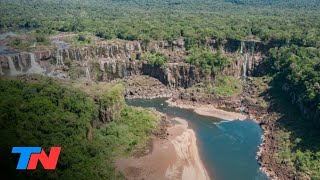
0, 26, 319, 180
1, 0, 320, 179
125, 98, 268, 180
0, 37, 281, 179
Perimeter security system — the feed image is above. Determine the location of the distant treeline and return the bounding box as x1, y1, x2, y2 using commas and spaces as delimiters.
0, 0, 320, 49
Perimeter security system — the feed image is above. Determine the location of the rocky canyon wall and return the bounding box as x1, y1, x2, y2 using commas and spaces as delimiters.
0, 38, 267, 88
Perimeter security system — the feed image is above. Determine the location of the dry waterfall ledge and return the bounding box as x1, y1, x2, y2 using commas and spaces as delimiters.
116, 117, 210, 180
166, 98, 247, 121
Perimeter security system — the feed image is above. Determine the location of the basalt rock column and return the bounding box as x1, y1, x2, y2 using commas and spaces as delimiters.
0, 53, 45, 76
27, 53, 45, 74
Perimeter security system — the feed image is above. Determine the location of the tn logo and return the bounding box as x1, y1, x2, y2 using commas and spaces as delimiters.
11, 147, 61, 170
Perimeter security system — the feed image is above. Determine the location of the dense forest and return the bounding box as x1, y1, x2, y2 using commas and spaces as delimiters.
0, 76, 160, 179
269, 46, 320, 126
1, 0, 320, 48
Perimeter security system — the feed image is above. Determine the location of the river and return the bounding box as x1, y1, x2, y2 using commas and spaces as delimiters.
127, 98, 268, 180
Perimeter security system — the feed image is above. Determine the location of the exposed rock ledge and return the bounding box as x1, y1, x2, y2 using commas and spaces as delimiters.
166, 98, 247, 121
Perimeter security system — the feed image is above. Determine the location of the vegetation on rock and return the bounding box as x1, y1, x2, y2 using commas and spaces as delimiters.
269, 46, 320, 125
144, 52, 168, 67
211, 76, 242, 97
186, 48, 230, 75
1, 0, 320, 178
0, 76, 159, 179
267, 79, 320, 179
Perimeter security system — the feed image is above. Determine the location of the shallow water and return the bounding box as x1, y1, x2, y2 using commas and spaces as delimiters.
0, 32, 16, 40
127, 98, 268, 180
0, 48, 17, 55
0, 31, 18, 55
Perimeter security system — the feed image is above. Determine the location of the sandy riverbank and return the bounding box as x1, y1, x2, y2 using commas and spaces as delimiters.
116, 117, 210, 180
166, 98, 247, 121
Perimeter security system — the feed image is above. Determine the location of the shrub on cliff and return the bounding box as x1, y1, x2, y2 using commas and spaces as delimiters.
34, 33, 49, 44
75, 33, 93, 44
8, 32, 50, 49
99, 106, 159, 155
186, 48, 231, 75
144, 52, 168, 67
97, 84, 126, 124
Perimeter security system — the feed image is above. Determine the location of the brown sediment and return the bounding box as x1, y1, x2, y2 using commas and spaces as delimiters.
166, 98, 247, 121
164, 78, 291, 179
115, 117, 210, 180
122, 75, 296, 179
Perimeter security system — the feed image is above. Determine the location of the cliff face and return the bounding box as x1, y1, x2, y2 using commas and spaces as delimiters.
0, 52, 45, 76
0, 38, 266, 88
141, 63, 205, 88
0, 41, 143, 80
216, 39, 266, 77
282, 83, 320, 125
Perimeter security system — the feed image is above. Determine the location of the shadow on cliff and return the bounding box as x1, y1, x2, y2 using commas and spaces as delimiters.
264, 79, 320, 154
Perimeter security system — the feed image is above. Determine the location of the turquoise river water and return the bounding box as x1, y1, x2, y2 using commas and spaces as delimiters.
127, 98, 269, 180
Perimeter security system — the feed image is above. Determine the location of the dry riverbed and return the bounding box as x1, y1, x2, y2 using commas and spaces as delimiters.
116, 117, 210, 180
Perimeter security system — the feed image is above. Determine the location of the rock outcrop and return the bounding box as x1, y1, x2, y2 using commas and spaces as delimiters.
0, 38, 266, 88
